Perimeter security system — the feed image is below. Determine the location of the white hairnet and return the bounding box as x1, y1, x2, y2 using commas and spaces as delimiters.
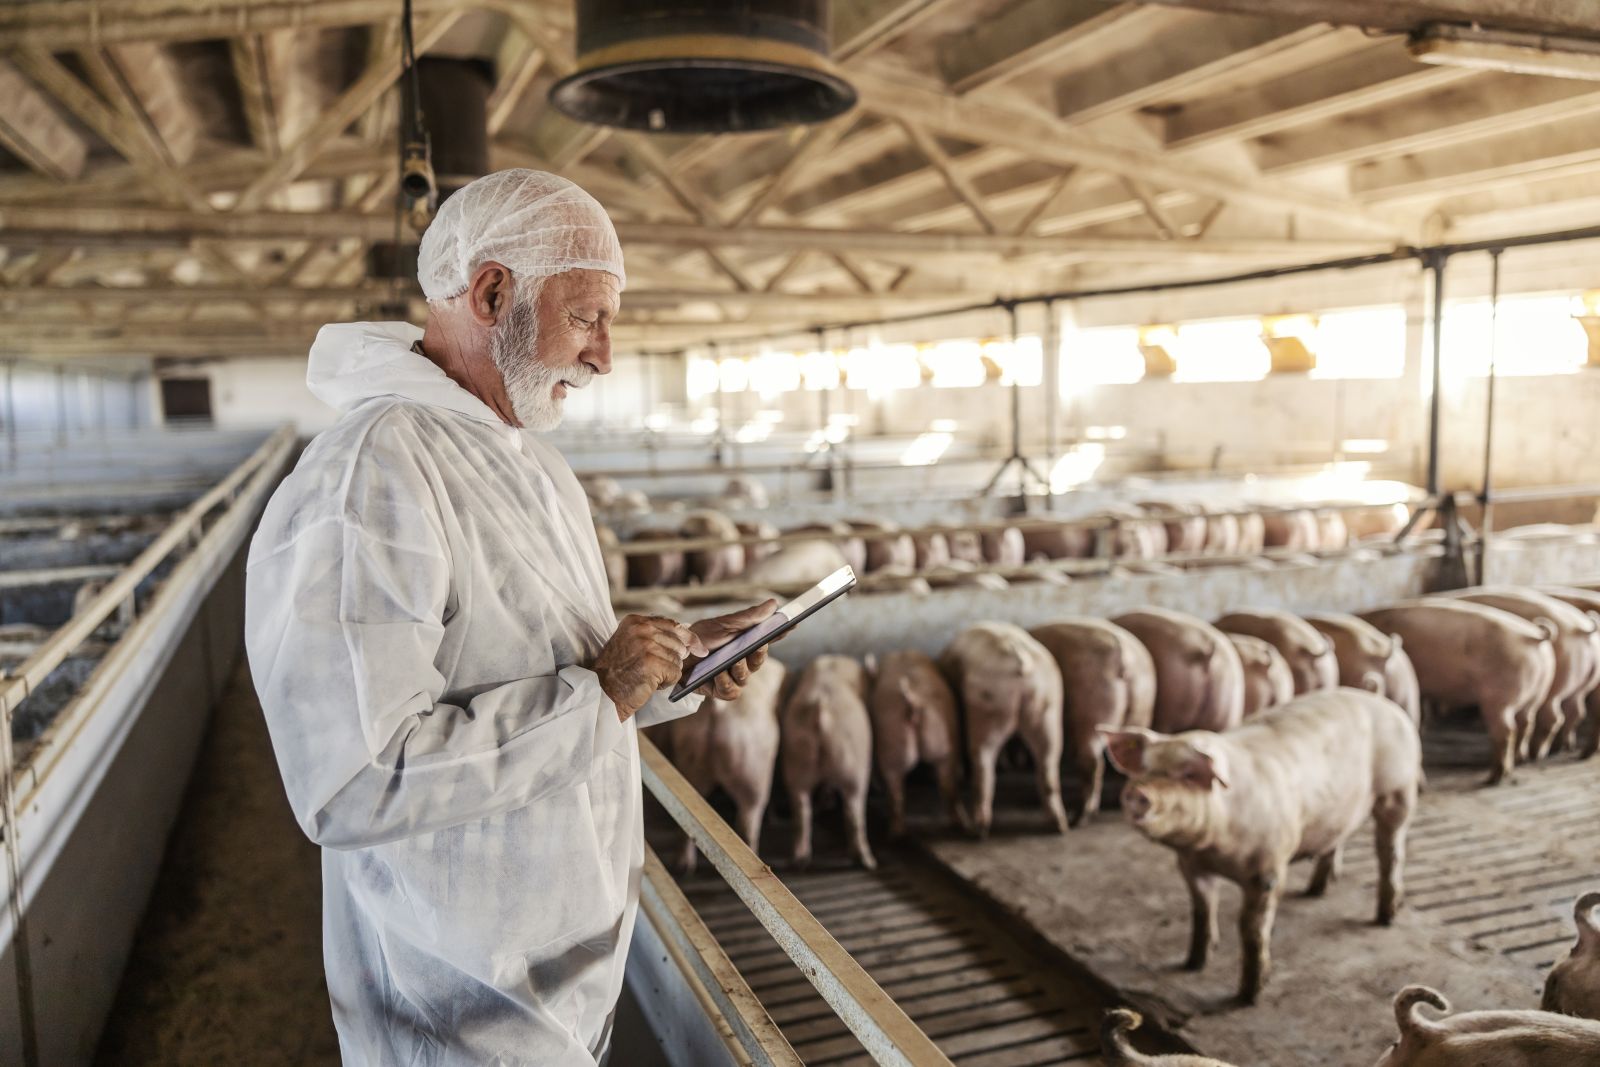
417, 168, 626, 302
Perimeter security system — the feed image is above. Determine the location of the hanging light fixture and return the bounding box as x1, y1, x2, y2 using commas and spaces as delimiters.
549, 0, 857, 133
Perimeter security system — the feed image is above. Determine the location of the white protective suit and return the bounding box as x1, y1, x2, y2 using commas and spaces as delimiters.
244, 320, 698, 1065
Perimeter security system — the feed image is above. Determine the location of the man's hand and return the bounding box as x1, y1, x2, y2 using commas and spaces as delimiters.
686, 599, 780, 702
593, 615, 707, 722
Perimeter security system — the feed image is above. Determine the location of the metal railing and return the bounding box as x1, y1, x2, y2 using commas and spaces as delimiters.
640, 737, 954, 1067
0, 425, 295, 1067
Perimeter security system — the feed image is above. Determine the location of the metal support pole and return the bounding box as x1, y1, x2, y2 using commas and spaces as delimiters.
1479, 248, 1503, 585
982, 302, 1049, 498
1425, 252, 1446, 498
3, 361, 16, 471
1042, 299, 1060, 507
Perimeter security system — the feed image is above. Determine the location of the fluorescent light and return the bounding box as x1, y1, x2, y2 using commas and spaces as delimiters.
1409, 24, 1600, 81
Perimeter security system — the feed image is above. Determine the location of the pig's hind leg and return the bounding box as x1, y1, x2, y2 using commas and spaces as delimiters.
1306, 845, 1343, 897
841, 779, 878, 871
1531, 698, 1568, 761
1484, 703, 1520, 785
1373, 784, 1414, 925
1179, 856, 1220, 972
1019, 705, 1070, 834
935, 754, 972, 833
789, 785, 816, 869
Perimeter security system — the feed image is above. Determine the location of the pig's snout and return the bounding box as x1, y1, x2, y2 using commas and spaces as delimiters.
1123, 785, 1153, 823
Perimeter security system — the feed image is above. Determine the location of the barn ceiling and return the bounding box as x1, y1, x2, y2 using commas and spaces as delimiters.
0, 0, 1597, 359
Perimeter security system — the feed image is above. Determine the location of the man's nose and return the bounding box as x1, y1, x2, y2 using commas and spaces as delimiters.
585, 332, 612, 376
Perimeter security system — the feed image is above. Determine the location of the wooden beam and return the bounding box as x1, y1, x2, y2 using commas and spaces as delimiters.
229, 34, 283, 157
938, 0, 1137, 94
234, 10, 460, 211
897, 120, 1000, 233
829, 253, 879, 294
1257, 74, 1600, 176
1352, 117, 1600, 203
1120, 176, 1178, 240
0, 0, 472, 49
733, 118, 855, 226
849, 68, 1406, 238
0, 58, 88, 181
96, 41, 201, 165
1014, 167, 1083, 235
486, 32, 545, 138
10, 47, 203, 209
1164, 41, 1476, 151
0, 203, 1395, 260
1125, 0, 1600, 38
1052, 11, 1329, 124
832, 0, 967, 61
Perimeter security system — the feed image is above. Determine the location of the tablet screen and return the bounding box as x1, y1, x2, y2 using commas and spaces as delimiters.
670, 566, 855, 700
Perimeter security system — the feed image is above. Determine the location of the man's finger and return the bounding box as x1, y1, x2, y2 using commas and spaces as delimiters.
711, 674, 740, 700
729, 659, 751, 686
746, 646, 768, 671
647, 630, 690, 659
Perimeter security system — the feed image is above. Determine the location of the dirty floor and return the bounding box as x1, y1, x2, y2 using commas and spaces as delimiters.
94, 660, 339, 1066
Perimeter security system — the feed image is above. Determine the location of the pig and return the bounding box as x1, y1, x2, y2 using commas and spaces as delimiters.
742, 539, 850, 588
924, 563, 1008, 590
1105, 687, 1420, 1003
1141, 502, 1208, 556
945, 529, 987, 565
864, 650, 965, 836
1543, 892, 1600, 1020
1538, 585, 1600, 756
736, 520, 780, 568
1203, 511, 1241, 556
1101, 1009, 1240, 1067
1347, 502, 1409, 541
1112, 608, 1245, 734
580, 474, 623, 509
612, 592, 685, 617
849, 520, 915, 572
782, 655, 876, 870
1214, 609, 1339, 694
1305, 612, 1422, 726
1094, 506, 1167, 559
1228, 634, 1294, 717
1376, 985, 1600, 1067
625, 528, 685, 588
940, 622, 1068, 836
719, 474, 768, 509
1021, 520, 1095, 560
858, 567, 931, 596
1237, 512, 1266, 555
1360, 600, 1556, 785
911, 530, 950, 570
1262, 509, 1320, 551
1316, 509, 1349, 550
611, 488, 651, 518
594, 523, 627, 594
679, 509, 746, 585
666, 661, 787, 873
1029, 619, 1156, 825
792, 522, 866, 574
981, 526, 1025, 567
1443, 588, 1600, 760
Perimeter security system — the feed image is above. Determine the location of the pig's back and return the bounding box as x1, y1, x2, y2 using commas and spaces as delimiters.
1230, 688, 1419, 810
1362, 600, 1548, 702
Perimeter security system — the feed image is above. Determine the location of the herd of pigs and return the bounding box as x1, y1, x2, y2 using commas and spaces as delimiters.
645, 589, 1600, 1066
583, 474, 1413, 597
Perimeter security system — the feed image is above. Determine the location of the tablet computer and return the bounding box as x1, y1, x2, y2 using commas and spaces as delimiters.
670, 565, 857, 701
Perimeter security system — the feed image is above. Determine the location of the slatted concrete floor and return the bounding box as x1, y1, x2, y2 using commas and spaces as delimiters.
668, 849, 1174, 1067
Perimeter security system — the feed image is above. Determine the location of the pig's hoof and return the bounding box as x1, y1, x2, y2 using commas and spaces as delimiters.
858, 854, 878, 872
1183, 955, 1207, 973
1236, 988, 1262, 1007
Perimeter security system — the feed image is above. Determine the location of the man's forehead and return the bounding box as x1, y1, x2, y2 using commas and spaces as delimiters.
550, 268, 621, 296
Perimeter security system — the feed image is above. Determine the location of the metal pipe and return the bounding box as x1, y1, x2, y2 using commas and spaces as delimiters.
1042, 299, 1059, 505
1425, 253, 1446, 498
638, 738, 953, 1067
3, 360, 16, 471
1480, 249, 1502, 584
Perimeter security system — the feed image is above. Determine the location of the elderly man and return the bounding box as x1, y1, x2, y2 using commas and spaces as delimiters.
244, 169, 775, 1065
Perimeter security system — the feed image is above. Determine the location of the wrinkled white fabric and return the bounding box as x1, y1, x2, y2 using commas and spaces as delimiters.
417, 169, 627, 302
245, 321, 695, 1066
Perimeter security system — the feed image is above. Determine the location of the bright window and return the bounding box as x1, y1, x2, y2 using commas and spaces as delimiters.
1440, 295, 1587, 378
844, 343, 922, 393
921, 340, 987, 388
748, 350, 801, 396
1309, 307, 1406, 380
799, 350, 841, 391
717, 358, 749, 393
687, 357, 719, 398
983, 336, 1043, 387
1061, 326, 1145, 390
1170, 319, 1270, 382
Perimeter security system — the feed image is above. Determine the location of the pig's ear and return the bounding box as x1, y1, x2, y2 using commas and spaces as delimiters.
1173, 739, 1230, 791
1100, 726, 1159, 775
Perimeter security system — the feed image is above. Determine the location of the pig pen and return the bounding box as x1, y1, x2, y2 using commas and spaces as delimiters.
648, 532, 1600, 1067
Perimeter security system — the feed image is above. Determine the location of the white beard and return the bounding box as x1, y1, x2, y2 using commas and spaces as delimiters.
489, 291, 589, 432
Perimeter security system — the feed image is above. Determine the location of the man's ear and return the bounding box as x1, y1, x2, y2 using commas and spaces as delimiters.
468, 261, 515, 327
1099, 725, 1162, 776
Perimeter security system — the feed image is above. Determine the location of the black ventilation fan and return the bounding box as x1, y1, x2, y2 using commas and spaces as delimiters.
549, 0, 856, 133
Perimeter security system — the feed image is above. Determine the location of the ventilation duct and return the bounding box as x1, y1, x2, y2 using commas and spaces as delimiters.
549, 0, 856, 133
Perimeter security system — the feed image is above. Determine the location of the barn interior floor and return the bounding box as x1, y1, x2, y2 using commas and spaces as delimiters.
920, 722, 1600, 1067
94, 661, 340, 1067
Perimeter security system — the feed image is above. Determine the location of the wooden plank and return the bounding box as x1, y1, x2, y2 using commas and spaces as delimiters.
0, 58, 88, 181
